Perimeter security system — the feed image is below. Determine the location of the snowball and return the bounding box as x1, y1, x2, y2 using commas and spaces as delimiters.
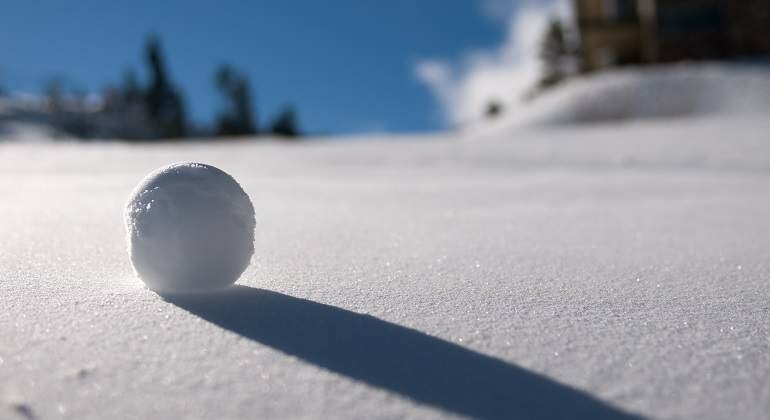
124, 162, 255, 293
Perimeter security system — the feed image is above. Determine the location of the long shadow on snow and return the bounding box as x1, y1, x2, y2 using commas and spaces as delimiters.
166, 285, 642, 420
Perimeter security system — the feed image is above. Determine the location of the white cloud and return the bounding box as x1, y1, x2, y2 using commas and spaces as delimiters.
415, 0, 571, 126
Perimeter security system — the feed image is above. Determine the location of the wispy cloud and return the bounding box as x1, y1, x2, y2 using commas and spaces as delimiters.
415, 0, 570, 127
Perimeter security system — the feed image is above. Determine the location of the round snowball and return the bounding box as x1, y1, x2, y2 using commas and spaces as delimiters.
124, 162, 255, 293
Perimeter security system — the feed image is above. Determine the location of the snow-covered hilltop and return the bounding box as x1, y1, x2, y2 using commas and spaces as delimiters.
470, 62, 770, 133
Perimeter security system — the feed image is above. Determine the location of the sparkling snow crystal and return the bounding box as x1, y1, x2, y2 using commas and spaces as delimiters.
124, 162, 255, 293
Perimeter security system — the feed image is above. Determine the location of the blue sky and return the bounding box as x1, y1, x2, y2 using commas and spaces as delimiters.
0, 0, 516, 134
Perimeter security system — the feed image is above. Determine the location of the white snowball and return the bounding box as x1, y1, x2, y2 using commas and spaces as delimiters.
124, 162, 255, 293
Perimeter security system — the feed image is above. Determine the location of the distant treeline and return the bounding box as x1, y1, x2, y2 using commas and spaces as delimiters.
29, 35, 300, 141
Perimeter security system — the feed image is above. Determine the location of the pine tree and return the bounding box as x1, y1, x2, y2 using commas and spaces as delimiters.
121, 69, 141, 102
144, 36, 187, 139
214, 65, 256, 136
269, 106, 299, 138
538, 19, 570, 90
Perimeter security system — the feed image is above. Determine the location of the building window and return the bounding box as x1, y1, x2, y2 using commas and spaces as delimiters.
604, 0, 638, 22
657, 3, 724, 33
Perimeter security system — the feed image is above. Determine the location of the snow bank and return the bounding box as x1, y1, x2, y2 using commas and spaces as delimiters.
0, 99, 61, 141
480, 62, 770, 130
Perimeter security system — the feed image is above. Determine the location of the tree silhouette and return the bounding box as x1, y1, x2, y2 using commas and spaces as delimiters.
269, 106, 300, 138
538, 18, 571, 90
144, 35, 187, 139
121, 68, 142, 103
214, 64, 256, 136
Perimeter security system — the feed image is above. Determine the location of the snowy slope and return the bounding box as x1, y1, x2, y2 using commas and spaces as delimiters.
473, 62, 770, 134
1, 117, 770, 419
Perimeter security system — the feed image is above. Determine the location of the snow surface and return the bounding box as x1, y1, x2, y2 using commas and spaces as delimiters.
125, 162, 256, 293
1, 117, 770, 419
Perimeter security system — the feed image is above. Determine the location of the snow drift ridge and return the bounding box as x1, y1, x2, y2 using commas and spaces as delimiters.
488, 62, 770, 129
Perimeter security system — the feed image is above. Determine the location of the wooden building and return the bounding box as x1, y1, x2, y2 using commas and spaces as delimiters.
575, 0, 770, 72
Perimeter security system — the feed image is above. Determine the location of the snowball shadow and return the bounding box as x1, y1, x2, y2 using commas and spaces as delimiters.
165, 286, 642, 420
